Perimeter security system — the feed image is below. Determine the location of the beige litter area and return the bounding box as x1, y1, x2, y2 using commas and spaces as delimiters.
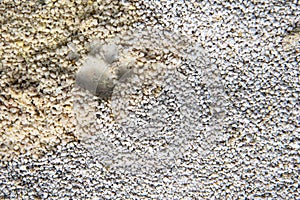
0, 0, 140, 160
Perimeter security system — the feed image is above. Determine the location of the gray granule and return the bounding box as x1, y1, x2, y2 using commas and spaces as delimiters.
1, 0, 299, 199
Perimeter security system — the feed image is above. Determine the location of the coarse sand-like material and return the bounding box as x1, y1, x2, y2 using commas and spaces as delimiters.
0, 0, 299, 199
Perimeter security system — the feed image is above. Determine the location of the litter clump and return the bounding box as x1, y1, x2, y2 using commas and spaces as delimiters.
75, 42, 131, 99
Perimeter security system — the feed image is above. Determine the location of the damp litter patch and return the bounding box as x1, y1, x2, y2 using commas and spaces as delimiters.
72, 27, 228, 174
